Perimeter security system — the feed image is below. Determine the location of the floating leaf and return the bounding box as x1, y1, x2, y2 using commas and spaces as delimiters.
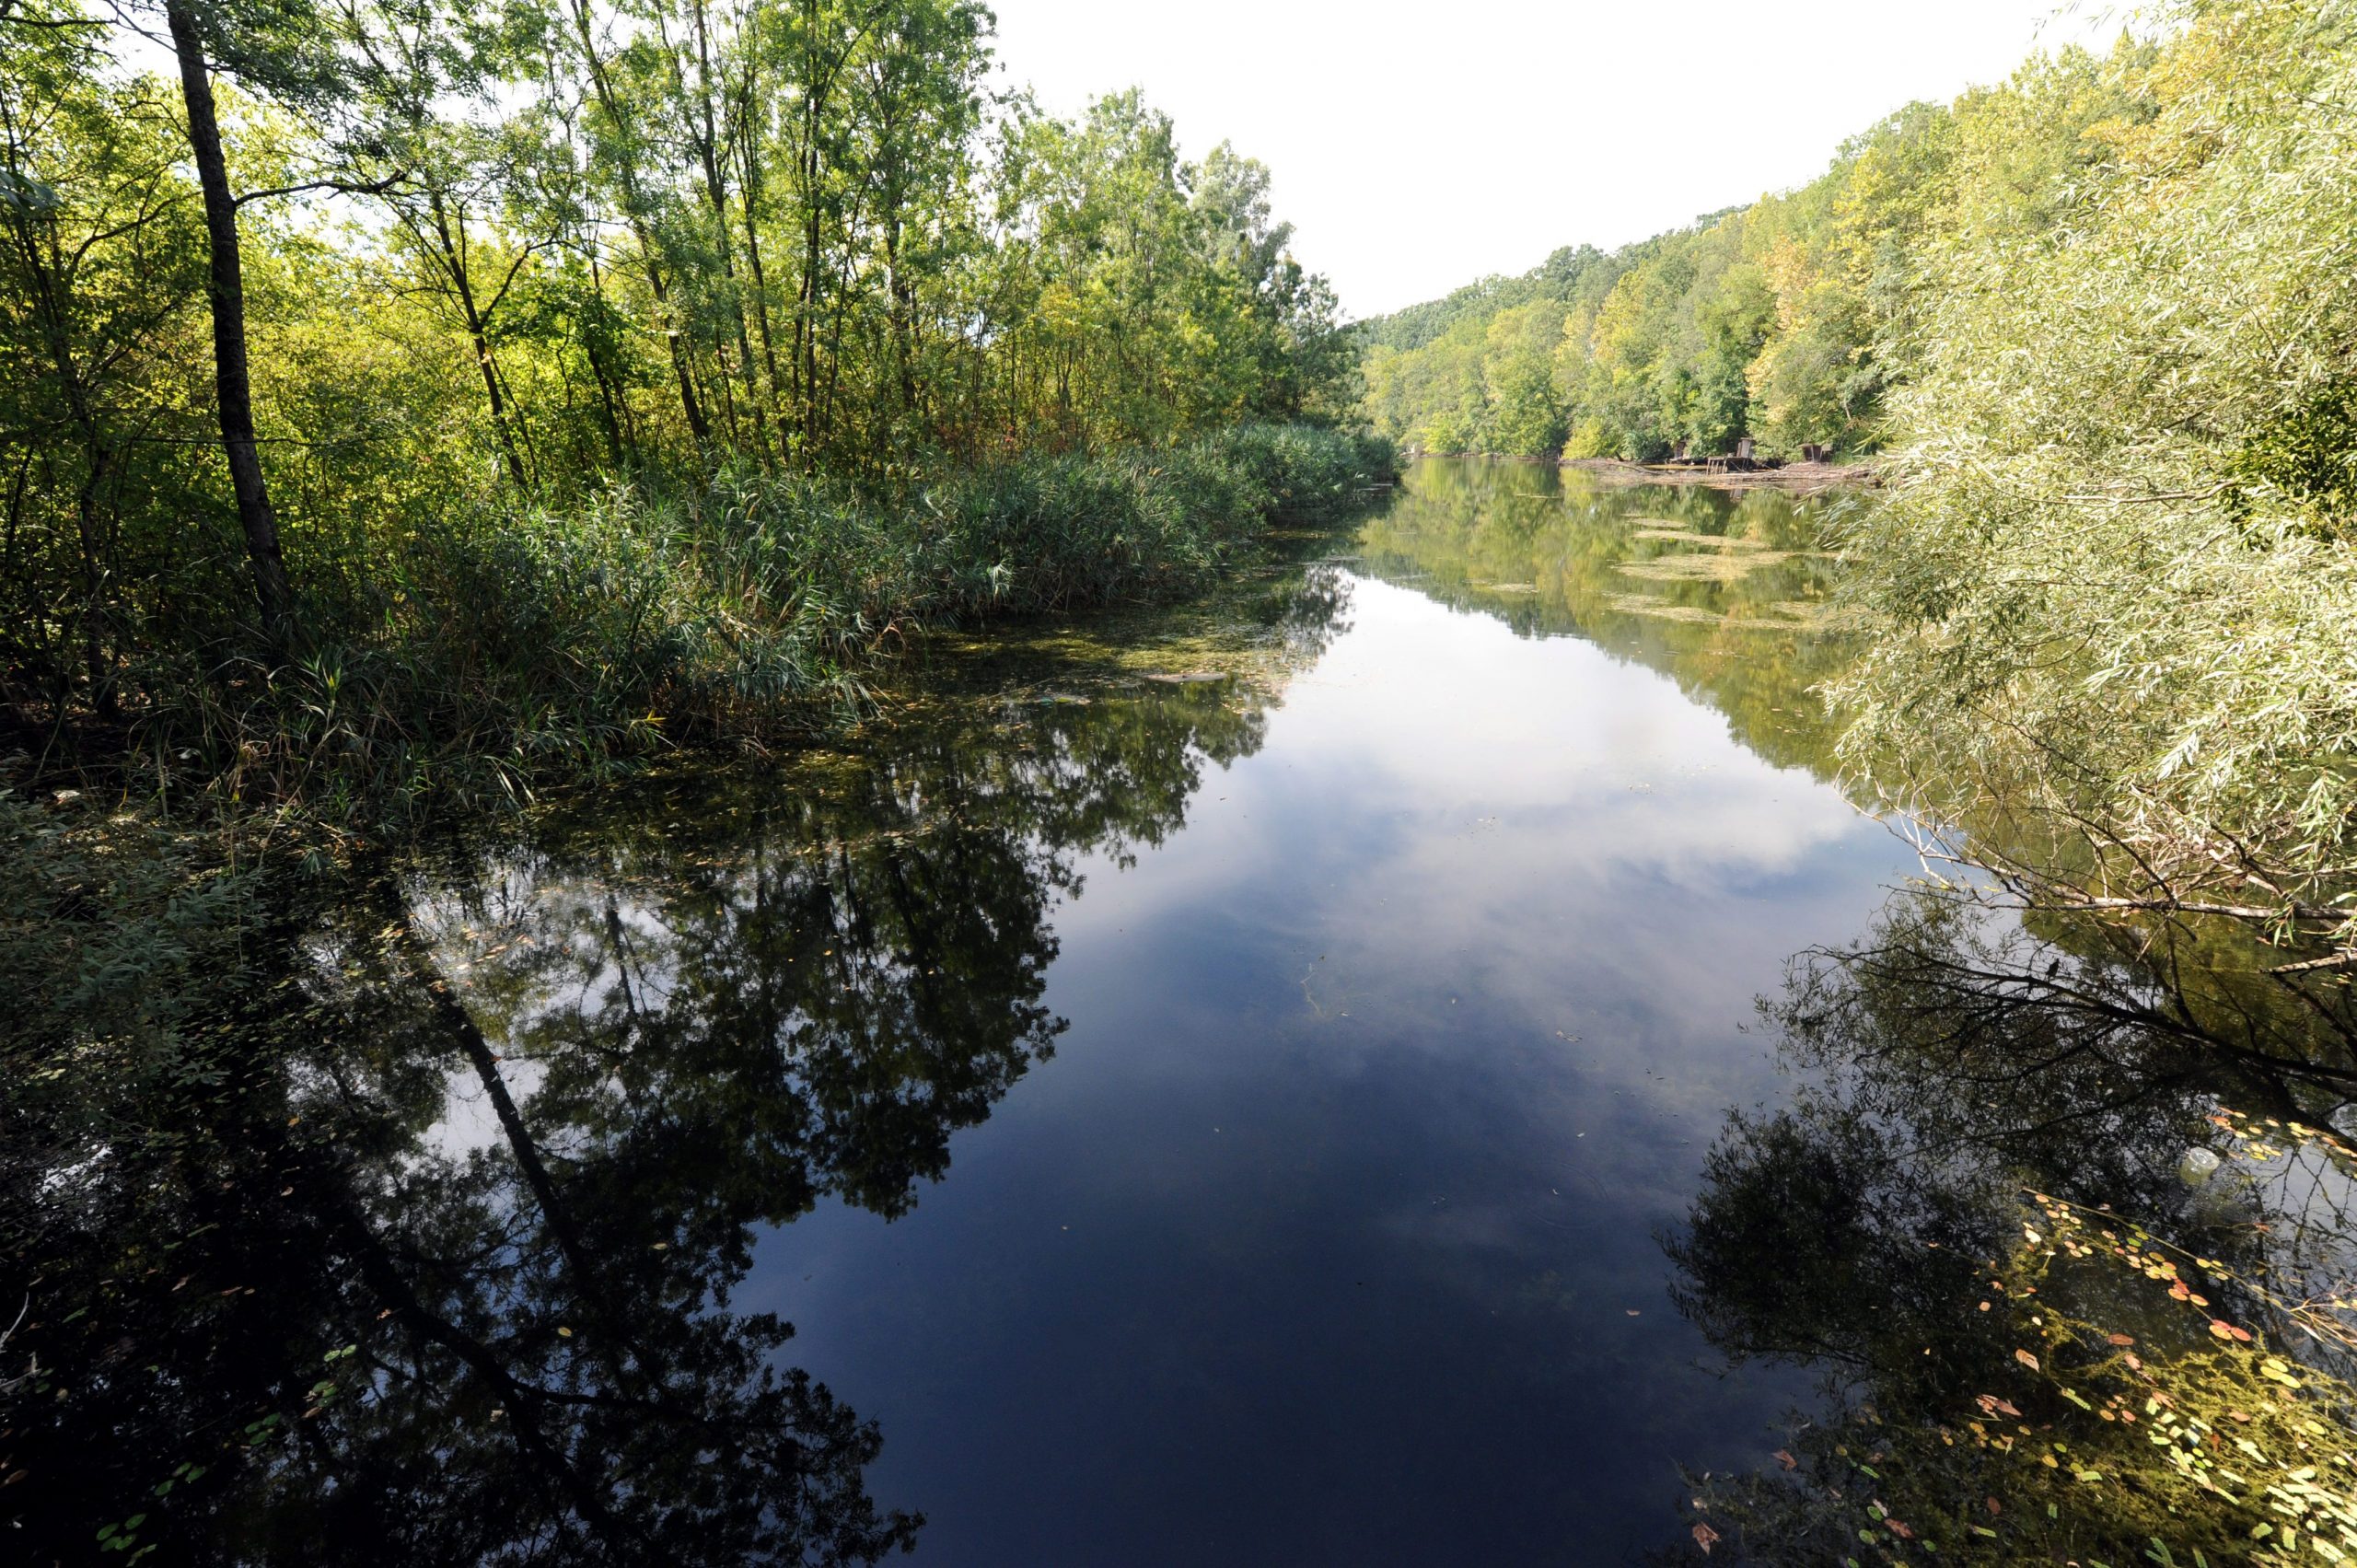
2015, 1349, 2041, 1371
1692, 1522, 1721, 1555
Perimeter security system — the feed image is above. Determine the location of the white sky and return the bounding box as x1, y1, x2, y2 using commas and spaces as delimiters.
987, 0, 2122, 319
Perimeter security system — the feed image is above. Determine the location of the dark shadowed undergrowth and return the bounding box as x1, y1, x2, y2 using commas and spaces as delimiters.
6, 424, 1391, 822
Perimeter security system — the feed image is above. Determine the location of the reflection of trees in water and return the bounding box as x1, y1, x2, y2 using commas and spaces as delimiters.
1, 648, 1301, 1562
1657, 887, 2357, 1564
1354, 460, 1853, 778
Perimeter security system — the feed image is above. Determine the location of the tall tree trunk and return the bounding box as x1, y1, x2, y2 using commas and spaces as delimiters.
689, 0, 768, 459
736, 99, 791, 459
166, 0, 296, 646
584, 247, 638, 468
13, 203, 121, 711
650, 261, 712, 449
564, 0, 709, 450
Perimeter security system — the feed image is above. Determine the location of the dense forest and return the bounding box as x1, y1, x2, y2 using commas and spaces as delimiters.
1836, 0, 2357, 984
0, 0, 1378, 809
1369, 0, 2357, 1025
1358, 29, 2170, 463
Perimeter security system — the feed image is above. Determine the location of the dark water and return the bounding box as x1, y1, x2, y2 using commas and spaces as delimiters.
15, 459, 2346, 1564
729, 468, 1884, 1562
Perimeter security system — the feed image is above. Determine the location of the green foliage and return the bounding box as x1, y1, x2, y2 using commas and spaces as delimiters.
1833, 0, 2357, 967
98, 424, 1388, 816
0, 0, 1376, 812
2227, 377, 2357, 542
1357, 39, 2158, 464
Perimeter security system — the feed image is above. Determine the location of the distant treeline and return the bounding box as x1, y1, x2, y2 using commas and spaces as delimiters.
1357, 37, 2165, 462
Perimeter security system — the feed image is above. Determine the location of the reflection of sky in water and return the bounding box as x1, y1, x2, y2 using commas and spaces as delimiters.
747, 575, 1919, 1563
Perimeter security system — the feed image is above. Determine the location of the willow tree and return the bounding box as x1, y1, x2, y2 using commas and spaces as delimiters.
1832, 0, 2357, 977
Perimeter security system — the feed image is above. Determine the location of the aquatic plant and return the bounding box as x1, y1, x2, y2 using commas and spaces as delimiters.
28, 424, 1390, 821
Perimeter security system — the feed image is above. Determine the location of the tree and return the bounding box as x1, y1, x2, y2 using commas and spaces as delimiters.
161, 0, 305, 640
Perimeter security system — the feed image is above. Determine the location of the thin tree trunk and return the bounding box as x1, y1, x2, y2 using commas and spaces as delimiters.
564, 0, 709, 449
11, 202, 120, 711
689, 0, 767, 459
423, 190, 530, 488
735, 98, 791, 459
167, 0, 295, 646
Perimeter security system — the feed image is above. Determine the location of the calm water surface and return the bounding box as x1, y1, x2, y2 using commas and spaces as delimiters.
431, 459, 1889, 1561
18, 459, 2092, 1563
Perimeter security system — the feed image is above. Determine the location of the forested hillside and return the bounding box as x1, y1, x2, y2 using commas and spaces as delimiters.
1, 0, 1375, 810
1838, 0, 2357, 978
1365, 0, 2357, 977
1358, 39, 2155, 462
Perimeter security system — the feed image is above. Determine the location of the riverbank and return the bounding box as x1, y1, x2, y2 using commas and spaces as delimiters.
1560, 457, 1878, 493
9, 424, 1394, 829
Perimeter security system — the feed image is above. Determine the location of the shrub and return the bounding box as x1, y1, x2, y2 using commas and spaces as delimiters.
41, 424, 1392, 819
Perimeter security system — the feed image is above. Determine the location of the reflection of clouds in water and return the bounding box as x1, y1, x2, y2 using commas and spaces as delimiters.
1070, 575, 1888, 1051
422, 1052, 550, 1160
1025, 569, 1910, 1286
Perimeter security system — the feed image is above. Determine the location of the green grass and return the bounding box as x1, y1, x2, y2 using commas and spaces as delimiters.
31, 424, 1392, 820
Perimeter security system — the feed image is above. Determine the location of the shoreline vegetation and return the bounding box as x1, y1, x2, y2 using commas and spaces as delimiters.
1368, 3, 2357, 1561
1396, 451, 1878, 493
0, 0, 1382, 830
1365, 0, 2356, 984
6, 424, 1393, 825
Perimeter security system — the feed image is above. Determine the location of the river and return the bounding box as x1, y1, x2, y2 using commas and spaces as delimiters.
15, 458, 2341, 1564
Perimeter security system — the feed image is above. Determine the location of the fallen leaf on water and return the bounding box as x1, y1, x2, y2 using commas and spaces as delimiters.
1691, 1522, 1721, 1555
1886, 1518, 1915, 1540
2014, 1349, 2040, 1371
1774, 1449, 1797, 1471
2107, 1333, 2134, 1347
2209, 1319, 2253, 1342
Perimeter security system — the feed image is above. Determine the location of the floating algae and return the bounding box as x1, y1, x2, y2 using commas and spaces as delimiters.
1764, 598, 1869, 631
1606, 594, 1800, 628
1616, 551, 1794, 582
1629, 528, 1774, 551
